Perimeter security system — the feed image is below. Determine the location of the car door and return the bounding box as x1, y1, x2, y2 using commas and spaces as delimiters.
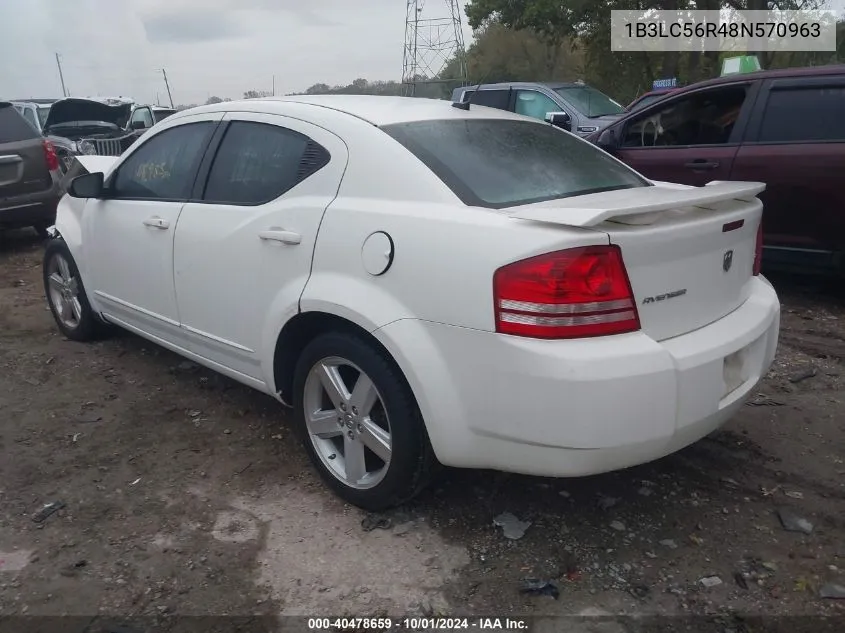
730, 75, 845, 257
610, 82, 759, 186
173, 112, 348, 383
83, 113, 221, 346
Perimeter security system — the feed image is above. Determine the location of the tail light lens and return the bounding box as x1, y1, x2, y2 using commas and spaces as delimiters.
494, 245, 640, 339
43, 140, 60, 172
753, 222, 763, 276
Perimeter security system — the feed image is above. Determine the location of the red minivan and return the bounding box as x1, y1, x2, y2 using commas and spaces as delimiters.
588, 65, 845, 275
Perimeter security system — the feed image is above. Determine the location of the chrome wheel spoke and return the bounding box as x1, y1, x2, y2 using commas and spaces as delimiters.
308, 409, 342, 439
59, 298, 72, 322
47, 273, 64, 292
70, 298, 83, 322
318, 362, 350, 410
57, 256, 71, 281
350, 373, 378, 418
359, 418, 391, 463
343, 434, 367, 484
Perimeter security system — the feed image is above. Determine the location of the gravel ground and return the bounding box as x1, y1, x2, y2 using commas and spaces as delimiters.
1, 229, 844, 631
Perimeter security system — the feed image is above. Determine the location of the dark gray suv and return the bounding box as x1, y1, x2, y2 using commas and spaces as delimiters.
0, 102, 62, 237
450, 81, 626, 137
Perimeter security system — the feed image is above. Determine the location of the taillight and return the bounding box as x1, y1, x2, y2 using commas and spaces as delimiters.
43, 140, 59, 172
493, 245, 641, 339
753, 222, 763, 276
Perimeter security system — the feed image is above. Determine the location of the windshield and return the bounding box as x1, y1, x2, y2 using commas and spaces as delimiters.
37, 106, 51, 127
555, 86, 625, 118
381, 119, 649, 209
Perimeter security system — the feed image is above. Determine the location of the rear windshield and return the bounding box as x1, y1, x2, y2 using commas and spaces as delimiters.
381, 118, 649, 209
0, 104, 39, 143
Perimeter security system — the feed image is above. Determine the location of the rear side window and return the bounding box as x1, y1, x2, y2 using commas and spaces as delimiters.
0, 105, 39, 143
462, 89, 511, 110
203, 121, 329, 205
382, 118, 649, 209
759, 85, 845, 143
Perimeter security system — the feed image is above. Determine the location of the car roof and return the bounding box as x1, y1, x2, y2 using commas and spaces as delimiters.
179, 95, 531, 126
671, 64, 845, 93
460, 81, 586, 91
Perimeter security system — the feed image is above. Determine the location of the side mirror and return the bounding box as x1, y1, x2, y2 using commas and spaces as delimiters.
67, 172, 105, 199
130, 120, 147, 130
545, 111, 572, 132
596, 127, 619, 151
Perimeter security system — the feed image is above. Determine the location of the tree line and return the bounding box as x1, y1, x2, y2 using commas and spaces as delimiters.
183, 1, 844, 107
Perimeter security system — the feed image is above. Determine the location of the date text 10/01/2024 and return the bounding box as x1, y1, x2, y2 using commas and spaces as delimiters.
307, 617, 529, 630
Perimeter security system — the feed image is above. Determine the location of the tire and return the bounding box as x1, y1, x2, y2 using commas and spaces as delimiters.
43, 239, 108, 342
293, 331, 436, 510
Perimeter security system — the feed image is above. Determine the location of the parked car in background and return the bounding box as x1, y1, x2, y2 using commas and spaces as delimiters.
588, 65, 845, 275
44, 97, 137, 172
626, 88, 677, 112
126, 104, 178, 138
11, 99, 59, 134
46, 95, 779, 509
451, 81, 626, 137
0, 102, 62, 236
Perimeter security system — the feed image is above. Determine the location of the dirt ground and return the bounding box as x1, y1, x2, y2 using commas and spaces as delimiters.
1, 229, 844, 631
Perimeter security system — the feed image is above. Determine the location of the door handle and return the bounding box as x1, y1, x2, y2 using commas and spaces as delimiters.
684, 159, 720, 170
258, 229, 302, 245
143, 217, 170, 229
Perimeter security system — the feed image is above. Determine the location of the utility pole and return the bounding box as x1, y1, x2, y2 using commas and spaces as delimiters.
55, 53, 68, 97
161, 68, 174, 108
272, 75, 275, 96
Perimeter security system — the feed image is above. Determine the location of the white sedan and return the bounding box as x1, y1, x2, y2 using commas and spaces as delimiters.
43, 96, 780, 510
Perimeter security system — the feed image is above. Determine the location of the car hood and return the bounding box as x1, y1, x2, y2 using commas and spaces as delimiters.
44, 97, 132, 130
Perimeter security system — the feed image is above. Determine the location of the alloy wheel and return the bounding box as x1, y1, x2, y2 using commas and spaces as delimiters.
303, 356, 392, 489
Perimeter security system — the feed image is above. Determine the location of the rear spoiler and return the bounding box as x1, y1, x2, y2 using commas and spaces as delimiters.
508, 181, 766, 228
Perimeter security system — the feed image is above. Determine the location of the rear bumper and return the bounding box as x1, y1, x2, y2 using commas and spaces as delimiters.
0, 180, 61, 227
375, 276, 780, 476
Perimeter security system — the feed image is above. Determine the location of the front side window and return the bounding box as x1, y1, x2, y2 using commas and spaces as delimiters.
555, 86, 625, 117
759, 85, 845, 143
620, 85, 748, 148
203, 121, 329, 205
514, 90, 562, 121
382, 118, 649, 209
111, 122, 214, 200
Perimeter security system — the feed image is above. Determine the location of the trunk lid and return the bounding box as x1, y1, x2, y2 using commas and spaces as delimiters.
508, 181, 765, 341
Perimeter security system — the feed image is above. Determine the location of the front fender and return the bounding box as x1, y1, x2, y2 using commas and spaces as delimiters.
52, 195, 87, 276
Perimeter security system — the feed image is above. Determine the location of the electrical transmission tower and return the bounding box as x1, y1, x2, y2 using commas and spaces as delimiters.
402, 0, 468, 97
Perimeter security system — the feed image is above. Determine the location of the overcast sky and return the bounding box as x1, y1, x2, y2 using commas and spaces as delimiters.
0, 0, 475, 105
2, 1, 843, 106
